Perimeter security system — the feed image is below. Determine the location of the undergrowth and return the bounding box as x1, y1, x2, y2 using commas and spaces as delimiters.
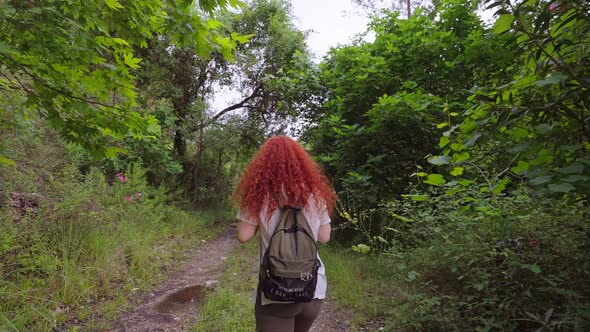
320, 245, 395, 329
330, 187, 590, 331
0, 127, 230, 331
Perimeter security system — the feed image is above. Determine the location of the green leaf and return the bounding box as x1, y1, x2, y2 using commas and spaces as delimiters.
123, 53, 141, 69
548, 183, 575, 193
352, 244, 370, 254
206, 19, 223, 29
403, 194, 430, 201
530, 176, 552, 185
512, 74, 538, 88
557, 163, 584, 174
231, 32, 255, 44
534, 73, 568, 87
0, 155, 16, 166
530, 149, 553, 166
562, 175, 589, 183
507, 127, 529, 139
105, 0, 124, 10
450, 143, 464, 152
391, 213, 413, 222
493, 14, 515, 34
458, 179, 474, 186
111, 38, 130, 46
0, 41, 16, 55
428, 155, 451, 165
407, 271, 419, 281
493, 178, 510, 195
451, 167, 464, 176
424, 174, 446, 186
439, 136, 450, 148
384, 227, 400, 233
229, 0, 246, 7
523, 264, 541, 273
376, 236, 388, 244
463, 132, 481, 147
453, 151, 470, 163
511, 161, 529, 174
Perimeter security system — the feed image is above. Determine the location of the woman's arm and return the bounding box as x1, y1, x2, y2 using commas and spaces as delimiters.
317, 224, 331, 244
237, 221, 258, 243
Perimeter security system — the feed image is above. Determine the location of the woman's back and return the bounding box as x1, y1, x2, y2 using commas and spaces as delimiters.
233, 136, 336, 332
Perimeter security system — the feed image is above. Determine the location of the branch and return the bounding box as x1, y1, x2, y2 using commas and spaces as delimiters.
195, 85, 262, 130
511, 4, 590, 91
2, 54, 122, 110
468, 161, 499, 206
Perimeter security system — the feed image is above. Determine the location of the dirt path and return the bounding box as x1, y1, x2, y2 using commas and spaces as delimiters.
112, 225, 351, 332
310, 299, 351, 332
112, 226, 238, 331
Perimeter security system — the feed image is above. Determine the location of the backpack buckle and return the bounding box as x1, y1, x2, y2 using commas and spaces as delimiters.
300, 272, 313, 281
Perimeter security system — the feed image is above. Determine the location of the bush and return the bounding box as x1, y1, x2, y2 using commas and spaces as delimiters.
381, 196, 590, 331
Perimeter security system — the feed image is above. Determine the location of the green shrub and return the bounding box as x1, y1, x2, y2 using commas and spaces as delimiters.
381, 198, 590, 331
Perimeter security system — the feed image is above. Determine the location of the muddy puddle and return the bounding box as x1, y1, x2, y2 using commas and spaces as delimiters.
154, 284, 210, 315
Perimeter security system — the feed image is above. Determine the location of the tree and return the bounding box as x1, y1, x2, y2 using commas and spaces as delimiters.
0, 0, 243, 161
217, 0, 315, 131
434, 0, 590, 198
304, 0, 512, 207
133, 0, 315, 203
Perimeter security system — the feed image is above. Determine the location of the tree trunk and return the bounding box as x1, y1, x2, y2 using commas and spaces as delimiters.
191, 123, 205, 206
214, 149, 224, 198
173, 125, 185, 159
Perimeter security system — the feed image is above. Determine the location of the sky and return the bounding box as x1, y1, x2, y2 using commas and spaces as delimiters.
289, 0, 374, 60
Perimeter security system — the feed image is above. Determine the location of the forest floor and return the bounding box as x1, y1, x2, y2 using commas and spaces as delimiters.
109, 225, 351, 332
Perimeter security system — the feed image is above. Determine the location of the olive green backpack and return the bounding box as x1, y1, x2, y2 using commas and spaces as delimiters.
259, 207, 320, 302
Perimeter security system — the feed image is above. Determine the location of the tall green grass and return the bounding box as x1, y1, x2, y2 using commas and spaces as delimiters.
0, 164, 229, 331
320, 245, 396, 329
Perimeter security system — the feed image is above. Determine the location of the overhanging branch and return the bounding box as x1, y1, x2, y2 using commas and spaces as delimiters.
195, 84, 262, 131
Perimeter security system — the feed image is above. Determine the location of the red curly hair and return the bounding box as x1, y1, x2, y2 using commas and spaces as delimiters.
233, 136, 336, 225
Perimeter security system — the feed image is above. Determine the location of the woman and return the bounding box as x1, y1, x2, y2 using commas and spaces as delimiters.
233, 135, 337, 332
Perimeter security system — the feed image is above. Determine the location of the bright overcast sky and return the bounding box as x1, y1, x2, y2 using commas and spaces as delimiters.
290, 0, 372, 60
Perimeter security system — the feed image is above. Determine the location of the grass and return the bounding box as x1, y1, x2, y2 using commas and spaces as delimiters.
320, 245, 397, 330
0, 164, 231, 331
190, 240, 258, 332
0, 207, 229, 331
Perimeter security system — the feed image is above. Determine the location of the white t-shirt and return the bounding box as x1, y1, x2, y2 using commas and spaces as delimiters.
236, 195, 331, 305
